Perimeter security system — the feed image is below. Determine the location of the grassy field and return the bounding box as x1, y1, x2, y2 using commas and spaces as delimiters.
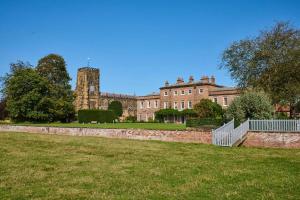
0, 132, 299, 200
5, 122, 187, 131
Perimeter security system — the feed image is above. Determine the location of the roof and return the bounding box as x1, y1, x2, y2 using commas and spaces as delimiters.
100, 92, 137, 99
159, 81, 224, 89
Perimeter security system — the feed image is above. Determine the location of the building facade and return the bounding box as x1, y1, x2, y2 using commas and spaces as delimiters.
74, 67, 240, 122
74, 67, 137, 119
137, 76, 239, 122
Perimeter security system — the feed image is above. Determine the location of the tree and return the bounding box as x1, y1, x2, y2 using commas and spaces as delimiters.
36, 54, 75, 122
0, 98, 8, 120
221, 22, 300, 117
108, 101, 123, 117
4, 64, 52, 122
193, 99, 223, 118
36, 54, 71, 87
226, 91, 273, 124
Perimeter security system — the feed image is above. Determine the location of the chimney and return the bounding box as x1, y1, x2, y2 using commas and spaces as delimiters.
200, 76, 209, 83
210, 75, 215, 84
176, 77, 184, 84
188, 76, 194, 83
165, 80, 169, 87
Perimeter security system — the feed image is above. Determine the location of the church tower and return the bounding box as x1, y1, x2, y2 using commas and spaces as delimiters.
75, 67, 100, 111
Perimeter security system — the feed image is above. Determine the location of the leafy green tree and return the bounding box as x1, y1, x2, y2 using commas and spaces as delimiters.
226, 91, 273, 124
193, 99, 223, 118
36, 54, 75, 122
0, 98, 8, 120
221, 22, 300, 117
108, 101, 123, 117
4, 64, 52, 122
36, 54, 71, 87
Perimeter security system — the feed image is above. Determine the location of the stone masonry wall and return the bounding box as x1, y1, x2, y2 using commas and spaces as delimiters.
242, 131, 300, 148
0, 125, 212, 144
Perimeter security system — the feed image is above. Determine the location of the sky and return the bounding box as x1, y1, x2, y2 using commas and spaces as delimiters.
0, 0, 299, 96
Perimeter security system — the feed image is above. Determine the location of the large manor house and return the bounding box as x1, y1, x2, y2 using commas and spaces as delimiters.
74, 67, 239, 122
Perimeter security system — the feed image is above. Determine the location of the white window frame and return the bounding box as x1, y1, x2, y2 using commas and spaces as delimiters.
199, 88, 204, 94
223, 97, 228, 106
181, 101, 185, 110
188, 101, 192, 109
164, 102, 168, 109
181, 90, 185, 95
174, 90, 178, 96
154, 100, 158, 108
147, 101, 151, 108
140, 101, 144, 109
174, 101, 178, 109
188, 89, 192, 95
164, 91, 168, 96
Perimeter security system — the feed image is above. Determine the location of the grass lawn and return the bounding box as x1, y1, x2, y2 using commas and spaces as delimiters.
5, 122, 187, 131
0, 132, 299, 200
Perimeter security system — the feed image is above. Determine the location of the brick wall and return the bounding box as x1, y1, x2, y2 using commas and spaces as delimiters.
242, 131, 300, 148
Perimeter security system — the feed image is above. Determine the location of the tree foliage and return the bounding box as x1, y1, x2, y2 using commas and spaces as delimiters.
221, 22, 300, 117
193, 99, 223, 118
108, 101, 123, 117
1, 55, 75, 122
226, 91, 273, 124
0, 98, 8, 120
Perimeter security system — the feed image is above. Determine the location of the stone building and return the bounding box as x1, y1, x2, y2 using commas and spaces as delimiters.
74, 67, 137, 119
137, 75, 239, 122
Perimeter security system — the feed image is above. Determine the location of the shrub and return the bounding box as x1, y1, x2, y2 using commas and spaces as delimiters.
193, 99, 224, 118
124, 116, 137, 122
226, 91, 273, 124
78, 109, 116, 123
108, 101, 123, 117
186, 118, 224, 128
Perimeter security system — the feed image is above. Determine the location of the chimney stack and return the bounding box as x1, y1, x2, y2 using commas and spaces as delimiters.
210, 75, 215, 84
176, 77, 184, 84
200, 76, 209, 83
165, 80, 169, 87
188, 76, 194, 83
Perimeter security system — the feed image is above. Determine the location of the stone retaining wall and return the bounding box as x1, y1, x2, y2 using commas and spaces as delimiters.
242, 131, 300, 148
0, 125, 212, 144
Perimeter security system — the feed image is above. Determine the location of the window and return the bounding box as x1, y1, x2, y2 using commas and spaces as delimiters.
181, 90, 185, 95
164, 91, 168, 96
147, 101, 151, 108
140, 101, 144, 109
89, 85, 95, 95
155, 100, 158, 108
181, 101, 185, 110
214, 98, 218, 103
188, 101, 192, 109
174, 101, 178, 109
223, 97, 228, 106
174, 90, 178, 96
188, 89, 192, 95
199, 88, 204, 94
164, 102, 168, 109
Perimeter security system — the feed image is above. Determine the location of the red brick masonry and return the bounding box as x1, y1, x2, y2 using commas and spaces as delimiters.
0, 125, 299, 148
243, 131, 300, 148
0, 125, 212, 144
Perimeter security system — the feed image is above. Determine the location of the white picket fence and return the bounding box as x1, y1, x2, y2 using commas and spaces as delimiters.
249, 119, 300, 132
212, 119, 300, 147
212, 119, 249, 147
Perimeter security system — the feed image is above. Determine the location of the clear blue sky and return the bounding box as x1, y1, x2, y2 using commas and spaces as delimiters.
0, 0, 299, 96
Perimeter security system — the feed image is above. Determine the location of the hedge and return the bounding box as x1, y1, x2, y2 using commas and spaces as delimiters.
78, 109, 116, 123
186, 118, 224, 128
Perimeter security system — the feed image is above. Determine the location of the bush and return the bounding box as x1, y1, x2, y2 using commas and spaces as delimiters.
193, 99, 224, 118
78, 109, 116, 123
108, 101, 123, 117
124, 116, 137, 123
186, 118, 224, 128
226, 91, 273, 125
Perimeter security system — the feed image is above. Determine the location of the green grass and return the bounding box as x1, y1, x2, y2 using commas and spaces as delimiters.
0, 132, 299, 199
6, 122, 187, 131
